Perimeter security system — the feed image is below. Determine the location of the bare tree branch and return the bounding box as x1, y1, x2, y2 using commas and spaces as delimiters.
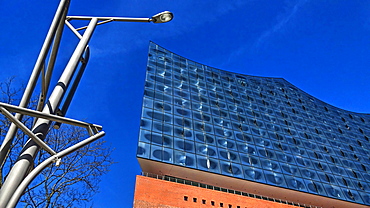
0, 79, 114, 207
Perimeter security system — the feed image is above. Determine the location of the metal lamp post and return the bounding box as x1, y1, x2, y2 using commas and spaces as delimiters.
0, 1, 173, 207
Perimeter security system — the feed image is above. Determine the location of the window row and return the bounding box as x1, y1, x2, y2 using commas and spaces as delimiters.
142, 102, 370, 140
138, 138, 370, 179
140, 110, 370, 156
140, 120, 370, 156
183, 196, 243, 208
139, 134, 370, 172
144, 87, 370, 135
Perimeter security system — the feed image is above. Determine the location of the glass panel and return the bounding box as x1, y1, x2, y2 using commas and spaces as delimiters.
137, 142, 150, 158
196, 143, 218, 158
243, 166, 266, 183
285, 175, 307, 192
323, 184, 345, 200
264, 171, 287, 188
304, 179, 327, 195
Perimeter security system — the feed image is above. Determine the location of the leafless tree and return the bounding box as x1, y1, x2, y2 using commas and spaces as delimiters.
0, 78, 114, 207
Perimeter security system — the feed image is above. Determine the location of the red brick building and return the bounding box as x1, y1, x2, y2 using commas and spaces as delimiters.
134, 175, 296, 208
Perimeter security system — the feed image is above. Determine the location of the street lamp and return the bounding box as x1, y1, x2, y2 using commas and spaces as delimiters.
0, 1, 173, 207
66, 11, 173, 23
151, 11, 173, 23
65, 11, 173, 36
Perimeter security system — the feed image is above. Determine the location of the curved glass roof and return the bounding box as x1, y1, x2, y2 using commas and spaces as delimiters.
137, 42, 370, 206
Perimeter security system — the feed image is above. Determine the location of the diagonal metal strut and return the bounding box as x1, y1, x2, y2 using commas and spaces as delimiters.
0, 107, 56, 155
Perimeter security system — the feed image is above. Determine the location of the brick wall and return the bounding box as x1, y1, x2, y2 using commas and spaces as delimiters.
133, 175, 296, 208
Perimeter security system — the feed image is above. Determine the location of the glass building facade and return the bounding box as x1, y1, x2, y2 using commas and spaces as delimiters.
137, 42, 370, 206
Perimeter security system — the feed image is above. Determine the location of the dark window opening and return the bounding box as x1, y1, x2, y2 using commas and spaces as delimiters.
354, 154, 359, 161
318, 162, 323, 170
238, 124, 243, 131
276, 133, 284, 141
342, 178, 348, 186
193, 198, 197, 202
349, 114, 353, 119
315, 128, 319, 134
211, 201, 215, 206
253, 119, 258, 127
287, 129, 292, 135
361, 117, 365, 123
229, 204, 232, 208
281, 111, 285, 117
312, 182, 318, 192
338, 128, 343, 134
202, 199, 206, 204
304, 133, 309, 139
284, 120, 288, 126
359, 128, 364, 134
362, 164, 367, 171
220, 202, 224, 207
348, 190, 354, 199
323, 146, 329, 153
184, 196, 188, 201
358, 182, 364, 190
324, 106, 329, 112
340, 150, 345, 157
353, 170, 358, 178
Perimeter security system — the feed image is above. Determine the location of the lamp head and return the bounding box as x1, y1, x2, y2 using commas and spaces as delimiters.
151, 11, 173, 23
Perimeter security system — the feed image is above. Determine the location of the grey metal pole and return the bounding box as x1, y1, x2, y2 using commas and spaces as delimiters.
5, 131, 106, 208
36, 0, 70, 113
0, 0, 70, 169
0, 17, 98, 207
54, 46, 90, 129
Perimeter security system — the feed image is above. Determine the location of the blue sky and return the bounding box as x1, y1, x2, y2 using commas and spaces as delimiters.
1, 0, 370, 207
